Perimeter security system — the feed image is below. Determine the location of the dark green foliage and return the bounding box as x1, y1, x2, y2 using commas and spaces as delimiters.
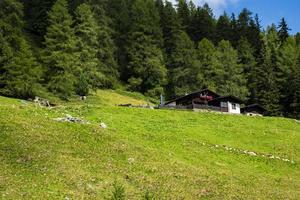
167, 31, 199, 96
21, 0, 56, 37
215, 40, 249, 100
1, 0, 299, 118
278, 18, 290, 44
126, 0, 166, 97
0, 0, 42, 99
74, 3, 103, 93
216, 12, 232, 43
236, 38, 257, 103
255, 26, 281, 115
90, 2, 119, 88
196, 38, 218, 90
288, 54, 300, 119
176, 0, 190, 31
42, 0, 78, 100
276, 37, 298, 115
106, 0, 132, 81
189, 3, 216, 42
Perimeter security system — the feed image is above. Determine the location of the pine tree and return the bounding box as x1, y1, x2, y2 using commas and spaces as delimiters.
189, 3, 216, 43
43, 0, 78, 100
89, 1, 119, 88
215, 40, 249, 100
106, 0, 132, 82
126, 0, 166, 97
236, 38, 257, 103
20, 0, 56, 38
0, 0, 42, 99
176, 0, 190, 31
74, 3, 102, 95
295, 33, 300, 46
216, 12, 232, 43
278, 18, 290, 44
255, 25, 281, 115
168, 31, 200, 97
276, 37, 298, 115
288, 51, 300, 119
237, 8, 252, 41
158, 1, 182, 56
196, 38, 219, 90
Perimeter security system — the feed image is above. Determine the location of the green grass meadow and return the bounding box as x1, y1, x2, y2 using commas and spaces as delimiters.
0, 90, 300, 199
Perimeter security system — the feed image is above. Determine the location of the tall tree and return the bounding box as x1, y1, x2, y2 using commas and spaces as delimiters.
21, 0, 56, 38
277, 18, 290, 44
42, 0, 78, 100
215, 40, 249, 100
90, 2, 119, 88
236, 38, 257, 103
0, 0, 42, 98
176, 0, 190, 31
105, 0, 132, 82
74, 3, 102, 95
288, 50, 300, 119
196, 38, 218, 90
167, 31, 200, 97
276, 37, 298, 115
189, 3, 216, 43
255, 25, 281, 115
125, 0, 166, 97
216, 12, 232, 43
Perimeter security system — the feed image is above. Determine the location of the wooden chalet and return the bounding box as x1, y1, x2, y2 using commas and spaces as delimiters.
163, 89, 244, 114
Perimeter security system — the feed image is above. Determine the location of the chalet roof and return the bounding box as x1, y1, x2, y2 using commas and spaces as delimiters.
208, 95, 244, 104
165, 89, 220, 104
242, 104, 266, 111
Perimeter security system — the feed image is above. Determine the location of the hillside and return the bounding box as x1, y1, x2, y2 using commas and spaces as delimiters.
1, 90, 300, 199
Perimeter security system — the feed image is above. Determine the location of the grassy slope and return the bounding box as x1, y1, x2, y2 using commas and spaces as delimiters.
0, 90, 300, 199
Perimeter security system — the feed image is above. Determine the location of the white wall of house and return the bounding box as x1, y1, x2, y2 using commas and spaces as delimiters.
228, 102, 240, 114
167, 101, 176, 106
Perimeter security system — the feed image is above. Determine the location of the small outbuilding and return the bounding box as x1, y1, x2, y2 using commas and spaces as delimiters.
208, 95, 243, 114
241, 104, 266, 116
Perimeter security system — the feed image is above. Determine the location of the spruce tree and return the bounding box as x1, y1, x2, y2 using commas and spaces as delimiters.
106, 0, 132, 82
216, 12, 232, 43
43, 0, 77, 100
126, 0, 166, 97
255, 25, 281, 115
278, 18, 290, 44
237, 8, 252, 40
215, 40, 249, 100
288, 52, 300, 119
168, 31, 200, 97
196, 38, 219, 90
20, 0, 56, 38
176, 0, 190, 31
74, 3, 102, 95
189, 4, 216, 43
0, 0, 42, 99
90, 2, 119, 88
276, 37, 298, 115
236, 38, 257, 103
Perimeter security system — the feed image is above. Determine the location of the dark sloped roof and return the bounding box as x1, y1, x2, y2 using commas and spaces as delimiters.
242, 104, 266, 111
208, 95, 244, 104
165, 89, 220, 105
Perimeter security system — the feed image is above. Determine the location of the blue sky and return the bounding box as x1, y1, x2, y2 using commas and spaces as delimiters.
171, 0, 300, 34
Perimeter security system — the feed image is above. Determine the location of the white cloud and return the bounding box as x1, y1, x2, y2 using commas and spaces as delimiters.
170, 0, 240, 16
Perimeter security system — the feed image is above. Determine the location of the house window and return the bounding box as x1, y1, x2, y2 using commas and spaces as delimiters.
232, 103, 237, 110
221, 102, 228, 108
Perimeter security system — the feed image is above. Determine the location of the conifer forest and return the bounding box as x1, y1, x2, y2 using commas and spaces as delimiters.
1, 0, 300, 118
